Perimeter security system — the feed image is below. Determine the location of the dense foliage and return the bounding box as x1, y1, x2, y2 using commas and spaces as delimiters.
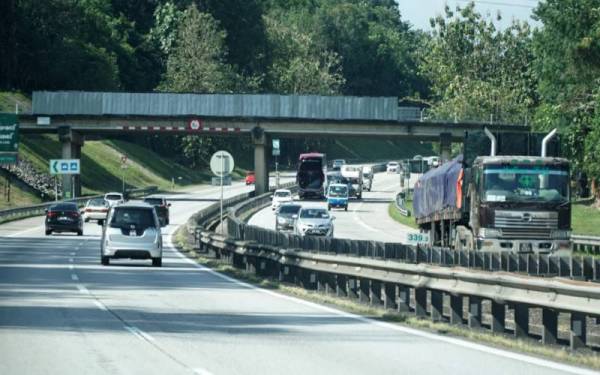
1, 0, 600, 193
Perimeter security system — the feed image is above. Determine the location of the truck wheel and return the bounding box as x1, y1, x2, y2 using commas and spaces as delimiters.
101, 256, 109, 266
327, 205, 331, 211
344, 205, 348, 211
152, 257, 162, 267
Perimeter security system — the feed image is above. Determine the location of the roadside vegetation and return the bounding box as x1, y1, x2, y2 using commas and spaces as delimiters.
388, 201, 418, 230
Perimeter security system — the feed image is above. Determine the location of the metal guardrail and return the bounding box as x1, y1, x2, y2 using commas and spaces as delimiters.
394, 192, 411, 217
0, 186, 158, 224
197, 231, 599, 351
572, 235, 600, 256
180, 185, 600, 351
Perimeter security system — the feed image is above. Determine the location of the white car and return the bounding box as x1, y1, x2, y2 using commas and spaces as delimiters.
99, 203, 163, 267
82, 197, 109, 222
272, 189, 293, 210
104, 192, 125, 207
387, 161, 399, 173
294, 207, 334, 237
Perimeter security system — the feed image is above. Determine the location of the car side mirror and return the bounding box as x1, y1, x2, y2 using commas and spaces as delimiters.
167, 203, 171, 207
97, 219, 104, 226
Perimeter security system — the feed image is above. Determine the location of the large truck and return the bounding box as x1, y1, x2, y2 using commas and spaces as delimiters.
341, 165, 363, 199
297, 153, 327, 199
413, 129, 571, 253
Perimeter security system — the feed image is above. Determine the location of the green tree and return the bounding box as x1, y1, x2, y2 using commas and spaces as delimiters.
422, 3, 535, 124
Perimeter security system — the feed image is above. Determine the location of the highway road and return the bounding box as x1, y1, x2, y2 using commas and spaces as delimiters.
0, 179, 594, 375
249, 171, 415, 242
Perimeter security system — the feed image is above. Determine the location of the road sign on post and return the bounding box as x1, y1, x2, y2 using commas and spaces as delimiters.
272, 139, 280, 187
210, 151, 235, 235
0, 113, 19, 166
49, 159, 80, 175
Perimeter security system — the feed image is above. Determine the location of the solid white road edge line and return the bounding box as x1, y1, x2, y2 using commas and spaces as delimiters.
164, 233, 597, 375
76, 285, 89, 294
193, 367, 215, 375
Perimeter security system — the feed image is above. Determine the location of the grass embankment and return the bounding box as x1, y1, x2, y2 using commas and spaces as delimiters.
388, 200, 418, 229
0, 176, 41, 210
173, 227, 600, 371
20, 135, 220, 195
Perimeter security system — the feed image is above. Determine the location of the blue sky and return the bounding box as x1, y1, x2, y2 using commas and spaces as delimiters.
396, 0, 540, 30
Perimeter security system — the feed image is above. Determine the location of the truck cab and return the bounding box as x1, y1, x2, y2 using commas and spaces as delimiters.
362, 166, 373, 191
340, 165, 363, 199
469, 156, 571, 253
327, 183, 349, 211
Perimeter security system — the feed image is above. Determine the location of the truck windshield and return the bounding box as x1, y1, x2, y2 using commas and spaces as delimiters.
329, 186, 348, 197
483, 165, 569, 203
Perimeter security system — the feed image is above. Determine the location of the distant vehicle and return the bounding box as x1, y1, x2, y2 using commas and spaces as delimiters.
362, 166, 373, 191
82, 198, 109, 222
143, 197, 171, 226
297, 153, 327, 199
294, 207, 334, 237
331, 159, 346, 171
407, 156, 430, 190
275, 203, 302, 231
245, 171, 255, 185
45, 202, 83, 236
104, 192, 125, 207
272, 189, 293, 210
341, 165, 363, 199
327, 183, 349, 211
99, 203, 163, 267
423, 156, 440, 168
386, 161, 399, 173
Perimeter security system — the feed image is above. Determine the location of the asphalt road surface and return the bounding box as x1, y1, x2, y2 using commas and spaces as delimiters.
0, 179, 594, 375
249, 171, 415, 242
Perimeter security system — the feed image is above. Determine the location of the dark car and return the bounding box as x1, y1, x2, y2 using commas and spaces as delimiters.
142, 197, 171, 226
275, 203, 302, 231
45, 202, 83, 236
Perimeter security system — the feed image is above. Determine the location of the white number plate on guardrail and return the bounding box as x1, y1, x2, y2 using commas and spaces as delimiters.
406, 232, 430, 245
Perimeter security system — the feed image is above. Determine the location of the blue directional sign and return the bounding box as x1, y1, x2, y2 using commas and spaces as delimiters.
49, 159, 80, 175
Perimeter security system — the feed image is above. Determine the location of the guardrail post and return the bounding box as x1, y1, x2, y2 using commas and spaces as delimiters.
491, 301, 505, 333
347, 278, 359, 301
468, 297, 482, 328
541, 309, 558, 345
279, 265, 292, 283
415, 288, 427, 317
397, 286, 410, 313
300, 270, 316, 290
325, 273, 336, 295
430, 290, 443, 322
359, 279, 370, 304
450, 294, 463, 325
514, 304, 529, 338
336, 275, 348, 297
369, 280, 383, 307
383, 283, 397, 310
570, 313, 587, 350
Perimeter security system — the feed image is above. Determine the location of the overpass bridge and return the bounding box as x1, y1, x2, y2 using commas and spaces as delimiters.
19, 91, 529, 195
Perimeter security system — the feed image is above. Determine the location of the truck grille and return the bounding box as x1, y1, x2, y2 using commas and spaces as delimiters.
495, 210, 557, 239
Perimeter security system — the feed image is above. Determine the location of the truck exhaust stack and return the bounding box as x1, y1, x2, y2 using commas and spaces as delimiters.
484, 128, 497, 156
541, 128, 557, 157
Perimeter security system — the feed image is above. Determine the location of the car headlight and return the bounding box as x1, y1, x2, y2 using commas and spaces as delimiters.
551, 230, 571, 239
277, 217, 286, 224
479, 228, 501, 238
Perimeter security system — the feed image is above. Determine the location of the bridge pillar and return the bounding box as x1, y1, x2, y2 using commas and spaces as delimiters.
251, 127, 269, 195
58, 127, 84, 199
439, 132, 452, 163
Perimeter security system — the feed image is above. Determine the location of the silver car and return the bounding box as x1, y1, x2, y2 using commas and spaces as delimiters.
99, 203, 163, 267
294, 207, 334, 237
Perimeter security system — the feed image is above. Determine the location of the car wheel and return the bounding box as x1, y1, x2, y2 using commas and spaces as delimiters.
45, 229, 51, 236
152, 257, 162, 267
327, 205, 331, 211
77, 230, 83, 236
166, 218, 170, 225
344, 205, 348, 211
84, 217, 90, 223
101, 256, 109, 266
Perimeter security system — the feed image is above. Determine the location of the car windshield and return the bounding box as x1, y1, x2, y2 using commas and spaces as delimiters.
88, 198, 107, 207
483, 165, 569, 203
144, 198, 163, 206
300, 209, 329, 219
275, 191, 291, 198
388, 162, 398, 167
50, 203, 77, 212
329, 185, 348, 197
110, 207, 156, 229
106, 194, 122, 200
278, 205, 301, 215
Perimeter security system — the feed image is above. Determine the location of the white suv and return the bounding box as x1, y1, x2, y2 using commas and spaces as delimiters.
386, 161, 399, 173
104, 192, 125, 207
